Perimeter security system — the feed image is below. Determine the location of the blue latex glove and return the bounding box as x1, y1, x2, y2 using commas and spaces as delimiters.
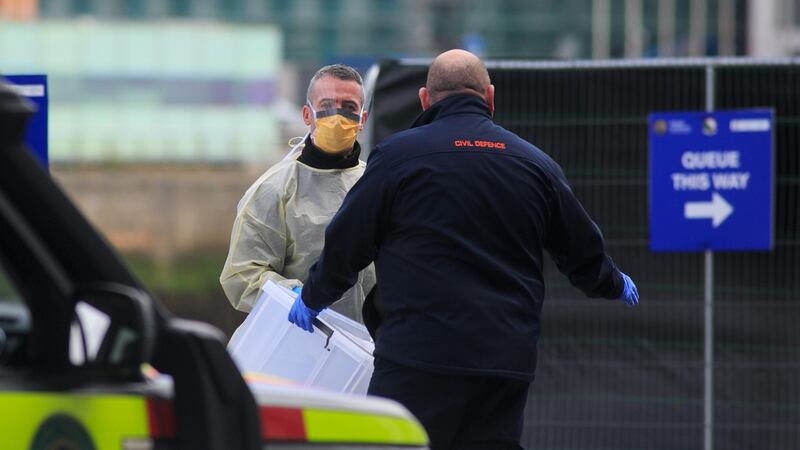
288, 291, 320, 333
291, 285, 302, 294
619, 272, 639, 307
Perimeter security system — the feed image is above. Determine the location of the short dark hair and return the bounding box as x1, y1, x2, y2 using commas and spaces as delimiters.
426, 57, 490, 103
306, 64, 364, 105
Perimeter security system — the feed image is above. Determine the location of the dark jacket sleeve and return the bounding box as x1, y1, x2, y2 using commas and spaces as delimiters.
302, 146, 392, 310
544, 163, 624, 299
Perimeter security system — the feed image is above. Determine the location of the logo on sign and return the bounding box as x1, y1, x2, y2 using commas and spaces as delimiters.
702, 117, 717, 136
653, 119, 667, 135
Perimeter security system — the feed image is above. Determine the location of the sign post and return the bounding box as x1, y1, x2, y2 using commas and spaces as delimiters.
4, 75, 48, 169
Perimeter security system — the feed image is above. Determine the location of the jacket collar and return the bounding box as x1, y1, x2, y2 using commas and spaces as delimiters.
411, 93, 492, 129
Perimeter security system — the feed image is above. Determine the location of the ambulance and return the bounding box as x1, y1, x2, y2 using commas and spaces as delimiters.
0, 82, 428, 450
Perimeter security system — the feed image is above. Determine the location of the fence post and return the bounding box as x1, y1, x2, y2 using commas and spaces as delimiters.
703, 63, 715, 450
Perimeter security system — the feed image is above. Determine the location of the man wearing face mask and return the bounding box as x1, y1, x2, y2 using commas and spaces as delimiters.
220, 64, 375, 322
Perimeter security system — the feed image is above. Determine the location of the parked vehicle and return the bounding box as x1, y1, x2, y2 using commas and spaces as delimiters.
0, 81, 428, 450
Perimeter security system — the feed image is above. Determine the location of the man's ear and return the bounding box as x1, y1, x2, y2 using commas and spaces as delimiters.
485, 84, 495, 115
359, 111, 368, 131
302, 104, 313, 126
419, 87, 431, 111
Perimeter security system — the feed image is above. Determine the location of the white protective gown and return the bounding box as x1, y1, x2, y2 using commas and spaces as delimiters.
220, 143, 375, 321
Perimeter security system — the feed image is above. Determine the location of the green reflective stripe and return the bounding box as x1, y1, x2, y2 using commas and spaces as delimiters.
303, 409, 427, 445
0, 392, 149, 449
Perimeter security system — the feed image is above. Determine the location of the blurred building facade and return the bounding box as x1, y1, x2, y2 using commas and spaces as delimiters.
32, 0, 757, 63
749, 0, 800, 56
1, 20, 283, 162
5, 0, 800, 163
10, 1, 800, 61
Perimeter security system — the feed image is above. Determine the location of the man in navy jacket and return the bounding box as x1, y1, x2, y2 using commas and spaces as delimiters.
290, 49, 639, 450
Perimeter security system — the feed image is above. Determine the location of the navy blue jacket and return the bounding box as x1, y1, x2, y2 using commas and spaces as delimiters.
303, 94, 623, 381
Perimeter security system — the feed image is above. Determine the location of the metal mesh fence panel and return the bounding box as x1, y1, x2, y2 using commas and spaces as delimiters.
370, 59, 800, 449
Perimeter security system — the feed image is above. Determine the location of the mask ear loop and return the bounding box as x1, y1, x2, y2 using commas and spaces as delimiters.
282, 132, 309, 161
357, 107, 365, 132
281, 99, 319, 162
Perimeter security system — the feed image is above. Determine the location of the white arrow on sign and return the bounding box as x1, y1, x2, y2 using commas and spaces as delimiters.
684, 192, 734, 228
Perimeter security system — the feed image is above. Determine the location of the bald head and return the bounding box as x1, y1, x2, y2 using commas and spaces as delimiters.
425, 49, 491, 103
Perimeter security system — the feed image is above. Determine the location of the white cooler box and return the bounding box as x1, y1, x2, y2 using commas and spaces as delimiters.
227, 281, 374, 395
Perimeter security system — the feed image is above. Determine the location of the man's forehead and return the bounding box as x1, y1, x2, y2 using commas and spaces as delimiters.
310, 76, 363, 105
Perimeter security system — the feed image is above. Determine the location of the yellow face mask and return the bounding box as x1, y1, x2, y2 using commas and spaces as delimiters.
311, 108, 361, 153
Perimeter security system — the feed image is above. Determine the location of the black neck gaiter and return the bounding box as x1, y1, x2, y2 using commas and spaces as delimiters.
298, 136, 361, 170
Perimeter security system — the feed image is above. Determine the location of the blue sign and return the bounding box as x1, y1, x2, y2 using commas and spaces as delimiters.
4, 75, 48, 168
649, 110, 773, 252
